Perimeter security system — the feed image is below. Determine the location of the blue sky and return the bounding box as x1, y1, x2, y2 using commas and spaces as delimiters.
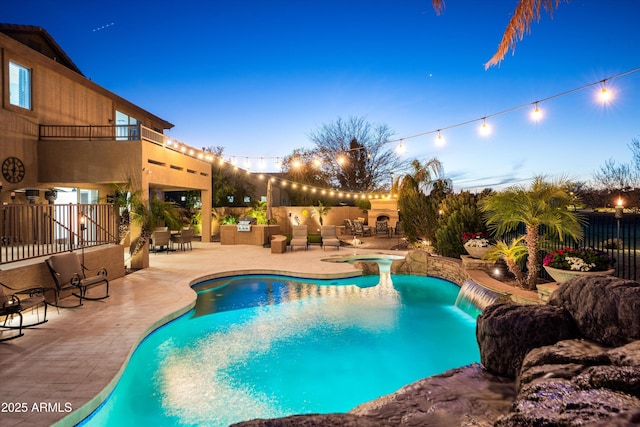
4, 0, 640, 192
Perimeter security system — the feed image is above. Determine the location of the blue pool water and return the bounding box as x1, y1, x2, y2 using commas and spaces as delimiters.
82, 274, 480, 426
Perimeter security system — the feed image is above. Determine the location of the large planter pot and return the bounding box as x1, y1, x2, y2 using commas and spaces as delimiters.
464, 243, 493, 259
543, 265, 615, 283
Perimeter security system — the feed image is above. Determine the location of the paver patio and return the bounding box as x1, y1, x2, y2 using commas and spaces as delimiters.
0, 241, 405, 427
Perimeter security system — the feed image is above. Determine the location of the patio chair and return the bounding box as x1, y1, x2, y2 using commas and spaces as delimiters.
0, 282, 48, 342
321, 225, 340, 250
290, 225, 308, 251
353, 220, 372, 237
343, 219, 355, 235
171, 227, 193, 251
45, 252, 109, 308
375, 221, 390, 237
151, 227, 171, 253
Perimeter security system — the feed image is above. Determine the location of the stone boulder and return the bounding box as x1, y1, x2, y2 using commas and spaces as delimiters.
391, 250, 429, 276
476, 302, 580, 378
233, 364, 516, 427
495, 339, 640, 426
548, 275, 640, 346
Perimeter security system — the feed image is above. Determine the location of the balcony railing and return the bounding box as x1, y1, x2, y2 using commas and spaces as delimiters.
0, 203, 118, 264
39, 124, 209, 159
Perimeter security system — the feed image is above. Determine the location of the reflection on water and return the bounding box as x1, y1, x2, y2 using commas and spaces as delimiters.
82, 275, 479, 427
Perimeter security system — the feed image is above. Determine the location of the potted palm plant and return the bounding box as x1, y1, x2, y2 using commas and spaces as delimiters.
480, 176, 585, 291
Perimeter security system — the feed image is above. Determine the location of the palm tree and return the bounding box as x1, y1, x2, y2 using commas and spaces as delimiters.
312, 201, 331, 226
429, 0, 566, 68
479, 176, 584, 290
396, 158, 444, 243
129, 193, 181, 258
485, 237, 529, 288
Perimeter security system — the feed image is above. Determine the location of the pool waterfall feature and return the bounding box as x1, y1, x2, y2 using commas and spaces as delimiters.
454, 279, 501, 316
323, 253, 502, 313
321, 253, 406, 287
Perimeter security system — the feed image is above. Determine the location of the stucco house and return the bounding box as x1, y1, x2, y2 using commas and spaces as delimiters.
0, 24, 212, 261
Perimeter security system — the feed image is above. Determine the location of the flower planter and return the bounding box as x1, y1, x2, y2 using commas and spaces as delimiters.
543, 265, 615, 283
464, 244, 493, 259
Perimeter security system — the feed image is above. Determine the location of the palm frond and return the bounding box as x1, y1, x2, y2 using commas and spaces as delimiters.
484, 0, 563, 69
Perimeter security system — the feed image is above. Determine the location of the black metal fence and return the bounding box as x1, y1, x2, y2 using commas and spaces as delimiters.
1, 203, 118, 264
503, 211, 638, 281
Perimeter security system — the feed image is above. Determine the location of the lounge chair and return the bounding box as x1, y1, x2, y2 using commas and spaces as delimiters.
353, 220, 372, 237
290, 225, 308, 251
1, 282, 48, 341
171, 227, 193, 251
45, 252, 109, 308
321, 225, 340, 250
375, 221, 390, 237
151, 227, 171, 253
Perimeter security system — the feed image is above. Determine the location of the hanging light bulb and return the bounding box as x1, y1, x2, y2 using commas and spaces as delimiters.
292, 158, 302, 169
479, 118, 491, 137
258, 157, 265, 169
435, 131, 445, 146
244, 157, 250, 168
274, 157, 281, 168
599, 81, 612, 103
337, 155, 346, 166
313, 157, 322, 168
396, 140, 406, 153
531, 102, 543, 122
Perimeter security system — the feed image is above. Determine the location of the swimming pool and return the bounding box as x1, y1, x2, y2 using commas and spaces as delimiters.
82, 274, 479, 426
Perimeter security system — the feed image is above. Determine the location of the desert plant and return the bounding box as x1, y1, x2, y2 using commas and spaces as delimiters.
246, 200, 268, 224
129, 193, 181, 257
480, 176, 585, 290
485, 237, 529, 287
312, 201, 331, 226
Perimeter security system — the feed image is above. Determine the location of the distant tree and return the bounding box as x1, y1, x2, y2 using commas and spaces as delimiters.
592, 158, 637, 194
280, 148, 333, 205
307, 116, 404, 192
206, 146, 256, 207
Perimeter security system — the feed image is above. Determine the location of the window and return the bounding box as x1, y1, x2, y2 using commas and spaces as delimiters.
115, 111, 140, 140
9, 61, 31, 109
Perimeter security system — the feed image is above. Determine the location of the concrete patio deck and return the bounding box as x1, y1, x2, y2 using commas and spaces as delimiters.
0, 242, 406, 427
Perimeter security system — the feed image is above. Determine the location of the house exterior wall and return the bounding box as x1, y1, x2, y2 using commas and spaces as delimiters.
0, 28, 211, 243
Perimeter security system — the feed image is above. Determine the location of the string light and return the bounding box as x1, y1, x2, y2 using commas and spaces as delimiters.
478, 118, 491, 137
156, 67, 639, 174
531, 102, 542, 122
599, 81, 612, 103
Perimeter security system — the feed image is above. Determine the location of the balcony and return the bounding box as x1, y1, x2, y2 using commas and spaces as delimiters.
38, 124, 212, 186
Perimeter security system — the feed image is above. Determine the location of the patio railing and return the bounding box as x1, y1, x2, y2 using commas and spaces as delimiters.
0, 203, 118, 264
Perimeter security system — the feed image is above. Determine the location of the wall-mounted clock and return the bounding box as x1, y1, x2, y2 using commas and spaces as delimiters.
2, 156, 25, 183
